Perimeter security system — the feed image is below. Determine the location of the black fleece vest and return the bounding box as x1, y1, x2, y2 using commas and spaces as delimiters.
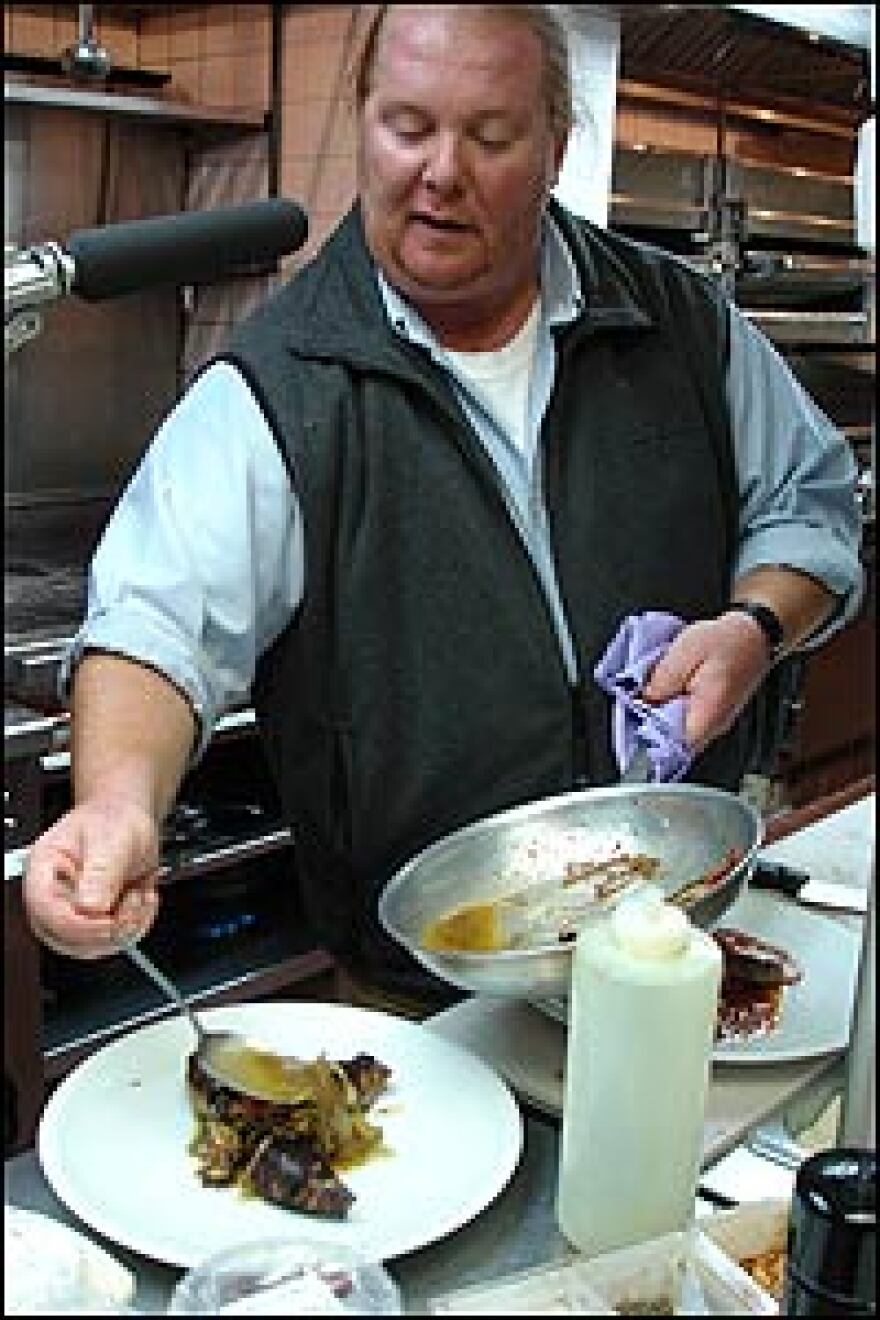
218, 201, 750, 990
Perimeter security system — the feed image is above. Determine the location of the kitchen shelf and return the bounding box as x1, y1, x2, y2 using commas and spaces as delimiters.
4, 52, 171, 90
4, 78, 267, 134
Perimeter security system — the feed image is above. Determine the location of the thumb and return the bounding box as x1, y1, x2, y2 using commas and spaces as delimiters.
641, 623, 711, 703
641, 648, 691, 704
74, 851, 130, 915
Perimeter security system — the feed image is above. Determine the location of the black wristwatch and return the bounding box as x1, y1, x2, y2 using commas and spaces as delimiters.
727, 600, 785, 662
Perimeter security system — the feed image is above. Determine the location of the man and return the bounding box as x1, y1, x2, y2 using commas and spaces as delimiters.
23, 6, 862, 1000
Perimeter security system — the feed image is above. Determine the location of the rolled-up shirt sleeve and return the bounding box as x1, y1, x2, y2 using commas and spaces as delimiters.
727, 303, 864, 645
61, 361, 304, 759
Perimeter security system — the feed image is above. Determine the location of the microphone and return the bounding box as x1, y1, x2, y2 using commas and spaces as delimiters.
68, 198, 308, 299
5, 198, 309, 322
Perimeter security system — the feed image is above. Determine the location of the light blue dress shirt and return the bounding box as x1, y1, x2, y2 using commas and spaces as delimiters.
66, 216, 864, 756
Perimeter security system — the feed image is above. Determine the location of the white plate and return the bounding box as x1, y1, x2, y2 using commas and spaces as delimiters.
428, 998, 566, 1120
530, 889, 862, 1064
5, 1205, 135, 1314
37, 1001, 523, 1269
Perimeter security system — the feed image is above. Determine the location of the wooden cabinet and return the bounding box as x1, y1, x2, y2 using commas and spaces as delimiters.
777, 558, 876, 807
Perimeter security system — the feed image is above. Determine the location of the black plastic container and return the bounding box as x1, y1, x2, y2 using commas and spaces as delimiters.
783, 1148, 876, 1316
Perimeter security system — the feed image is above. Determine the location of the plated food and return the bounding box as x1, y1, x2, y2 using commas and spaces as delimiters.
38, 1001, 523, 1267
187, 1046, 392, 1219
712, 927, 803, 1042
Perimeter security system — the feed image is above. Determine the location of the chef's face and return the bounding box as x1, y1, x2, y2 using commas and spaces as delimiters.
358, 6, 567, 346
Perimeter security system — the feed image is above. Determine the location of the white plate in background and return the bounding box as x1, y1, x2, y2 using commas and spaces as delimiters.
530, 889, 862, 1065
5, 1204, 135, 1314
38, 1001, 523, 1269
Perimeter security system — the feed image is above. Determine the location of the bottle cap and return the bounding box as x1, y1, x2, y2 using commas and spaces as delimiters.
611, 888, 690, 959
786, 1147, 876, 1310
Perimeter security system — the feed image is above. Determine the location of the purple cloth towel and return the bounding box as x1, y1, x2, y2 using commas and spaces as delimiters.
593, 611, 693, 783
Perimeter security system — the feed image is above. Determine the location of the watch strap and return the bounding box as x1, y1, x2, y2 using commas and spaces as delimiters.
727, 600, 785, 660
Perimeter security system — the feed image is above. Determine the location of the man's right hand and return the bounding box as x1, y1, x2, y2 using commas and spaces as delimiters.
23, 800, 162, 959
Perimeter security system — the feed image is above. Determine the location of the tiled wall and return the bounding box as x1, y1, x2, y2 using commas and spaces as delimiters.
278, 5, 369, 265
5, 5, 89, 62
4, 4, 270, 115
138, 4, 271, 116
5, 4, 364, 236
174, 3, 370, 366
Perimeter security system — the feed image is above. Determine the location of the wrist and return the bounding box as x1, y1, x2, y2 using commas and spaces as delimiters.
725, 600, 785, 663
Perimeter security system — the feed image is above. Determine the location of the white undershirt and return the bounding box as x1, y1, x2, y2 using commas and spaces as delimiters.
443, 298, 541, 457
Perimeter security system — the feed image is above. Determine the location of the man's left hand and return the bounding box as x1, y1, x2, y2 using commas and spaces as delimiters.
640, 612, 773, 753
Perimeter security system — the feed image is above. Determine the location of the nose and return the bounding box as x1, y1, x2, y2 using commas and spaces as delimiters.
422, 130, 463, 193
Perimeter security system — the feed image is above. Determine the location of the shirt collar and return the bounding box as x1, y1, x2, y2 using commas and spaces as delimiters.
376, 209, 584, 352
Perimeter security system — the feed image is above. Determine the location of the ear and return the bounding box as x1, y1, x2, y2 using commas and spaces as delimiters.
547, 131, 569, 188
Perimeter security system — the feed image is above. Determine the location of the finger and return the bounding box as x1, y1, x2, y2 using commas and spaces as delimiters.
74, 822, 159, 916
24, 834, 159, 959
115, 881, 161, 944
641, 642, 698, 703
28, 876, 160, 959
26, 870, 138, 958
683, 698, 716, 752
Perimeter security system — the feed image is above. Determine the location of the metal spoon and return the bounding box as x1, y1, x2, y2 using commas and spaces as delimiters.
124, 943, 267, 1098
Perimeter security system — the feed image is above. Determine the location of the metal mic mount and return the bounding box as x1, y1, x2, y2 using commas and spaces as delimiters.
4, 242, 76, 358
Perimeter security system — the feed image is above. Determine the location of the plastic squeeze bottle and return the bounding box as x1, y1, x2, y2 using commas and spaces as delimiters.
556, 888, 722, 1257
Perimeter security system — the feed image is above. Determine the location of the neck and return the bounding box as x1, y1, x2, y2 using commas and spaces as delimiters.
412, 281, 541, 352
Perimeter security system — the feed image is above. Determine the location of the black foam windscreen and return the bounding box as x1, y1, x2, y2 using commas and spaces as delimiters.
66, 199, 309, 300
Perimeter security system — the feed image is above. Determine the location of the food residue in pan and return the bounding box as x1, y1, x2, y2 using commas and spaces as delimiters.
420, 839, 747, 955
667, 847, 745, 910
421, 844, 661, 953
422, 899, 506, 953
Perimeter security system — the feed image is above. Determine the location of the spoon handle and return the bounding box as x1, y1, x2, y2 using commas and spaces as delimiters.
125, 943, 203, 1042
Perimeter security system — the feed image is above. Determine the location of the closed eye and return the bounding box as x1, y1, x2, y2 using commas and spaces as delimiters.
382, 106, 432, 143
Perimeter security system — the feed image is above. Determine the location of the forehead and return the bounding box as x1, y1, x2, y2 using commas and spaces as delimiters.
369, 5, 546, 106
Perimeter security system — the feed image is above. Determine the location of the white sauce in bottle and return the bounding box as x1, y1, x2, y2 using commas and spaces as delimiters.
556, 888, 722, 1257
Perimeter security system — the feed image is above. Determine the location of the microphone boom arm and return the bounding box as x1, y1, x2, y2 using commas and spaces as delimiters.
4, 199, 308, 359
5, 242, 76, 358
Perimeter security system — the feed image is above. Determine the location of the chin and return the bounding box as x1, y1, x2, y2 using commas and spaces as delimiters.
395, 253, 487, 297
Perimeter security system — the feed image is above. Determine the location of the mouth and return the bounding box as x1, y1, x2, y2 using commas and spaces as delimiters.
409, 212, 474, 235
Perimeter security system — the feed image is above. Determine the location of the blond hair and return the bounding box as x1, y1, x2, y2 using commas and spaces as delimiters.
354, 5, 575, 140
